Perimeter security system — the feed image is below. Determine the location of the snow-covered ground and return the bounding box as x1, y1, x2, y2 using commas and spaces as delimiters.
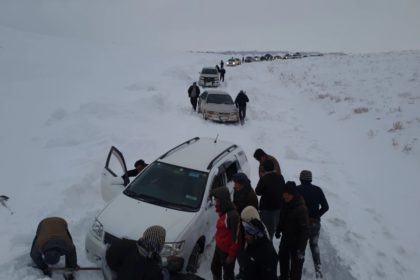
1, 20, 420, 280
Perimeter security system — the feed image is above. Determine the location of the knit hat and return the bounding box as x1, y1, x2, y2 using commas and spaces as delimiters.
241, 206, 261, 223
283, 181, 297, 195
232, 172, 250, 186
253, 148, 265, 160
262, 159, 275, 172
44, 249, 61, 265
300, 170, 312, 182
138, 225, 166, 253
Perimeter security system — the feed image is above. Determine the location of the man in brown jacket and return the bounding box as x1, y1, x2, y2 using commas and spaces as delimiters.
30, 217, 78, 278
253, 148, 281, 178
275, 182, 310, 280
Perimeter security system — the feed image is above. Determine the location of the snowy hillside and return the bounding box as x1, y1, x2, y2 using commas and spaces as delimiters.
1, 20, 420, 280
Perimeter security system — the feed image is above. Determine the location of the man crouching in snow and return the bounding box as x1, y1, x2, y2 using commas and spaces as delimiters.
102, 225, 185, 280
30, 217, 78, 279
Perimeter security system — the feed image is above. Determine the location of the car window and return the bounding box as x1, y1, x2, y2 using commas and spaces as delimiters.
207, 94, 234, 105
200, 92, 208, 100
125, 162, 208, 212
202, 68, 218, 75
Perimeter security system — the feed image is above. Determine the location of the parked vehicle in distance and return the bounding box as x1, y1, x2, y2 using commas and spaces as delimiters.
198, 67, 220, 87
244, 56, 254, 63
197, 89, 240, 123
85, 138, 250, 273
273, 55, 283, 60
226, 58, 237, 66
264, 53, 273, 61
283, 53, 291, 59
291, 52, 302, 59
234, 58, 242, 65
253, 56, 261, 62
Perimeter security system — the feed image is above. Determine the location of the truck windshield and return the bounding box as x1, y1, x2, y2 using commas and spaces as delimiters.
124, 162, 208, 212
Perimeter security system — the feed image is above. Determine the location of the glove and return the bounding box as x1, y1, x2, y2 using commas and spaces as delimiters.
275, 232, 281, 239
297, 250, 305, 260
225, 255, 235, 264
42, 268, 52, 277
166, 256, 184, 272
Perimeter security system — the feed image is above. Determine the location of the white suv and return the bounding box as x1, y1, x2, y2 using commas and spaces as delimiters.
198, 67, 220, 87
85, 137, 250, 273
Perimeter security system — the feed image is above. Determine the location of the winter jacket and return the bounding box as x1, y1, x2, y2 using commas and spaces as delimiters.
106, 238, 163, 280
30, 217, 77, 270
297, 182, 329, 222
235, 92, 249, 108
243, 237, 278, 280
211, 187, 240, 257
188, 85, 200, 98
255, 172, 285, 211
233, 185, 258, 215
258, 155, 281, 177
276, 195, 310, 252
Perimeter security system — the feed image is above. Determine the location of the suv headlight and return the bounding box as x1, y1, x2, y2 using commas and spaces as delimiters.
161, 241, 185, 256
91, 218, 104, 241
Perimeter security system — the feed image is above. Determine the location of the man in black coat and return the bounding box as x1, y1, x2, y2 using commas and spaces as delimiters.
30, 217, 78, 279
242, 219, 278, 280
219, 67, 226, 82
297, 170, 329, 278
255, 160, 285, 240
235, 90, 249, 124
276, 182, 310, 280
188, 82, 200, 111
232, 172, 258, 279
104, 225, 168, 280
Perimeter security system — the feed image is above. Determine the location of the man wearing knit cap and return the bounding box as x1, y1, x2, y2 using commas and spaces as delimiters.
276, 181, 309, 280
297, 170, 329, 279
105, 225, 169, 280
253, 148, 281, 178
255, 159, 285, 240
232, 174, 258, 280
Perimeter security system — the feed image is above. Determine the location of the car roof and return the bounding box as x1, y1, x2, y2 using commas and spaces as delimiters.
202, 67, 217, 70
158, 137, 238, 172
202, 89, 230, 95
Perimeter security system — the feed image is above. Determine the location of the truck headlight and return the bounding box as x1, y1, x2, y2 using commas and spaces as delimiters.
91, 219, 104, 241
161, 241, 185, 256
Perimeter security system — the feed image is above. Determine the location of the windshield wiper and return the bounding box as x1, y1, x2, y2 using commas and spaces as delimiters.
124, 189, 143, 199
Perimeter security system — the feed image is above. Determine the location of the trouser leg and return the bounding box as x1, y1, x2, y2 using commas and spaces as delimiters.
309, 221, 321, 269
211, 247, 223, 280
290, 250, 305, 280
236, 247, 246, 277
261, 209, 280, 240
278, 239, 290, 280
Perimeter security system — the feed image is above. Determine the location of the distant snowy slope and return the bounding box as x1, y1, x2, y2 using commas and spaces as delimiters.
1, 23, 420, 280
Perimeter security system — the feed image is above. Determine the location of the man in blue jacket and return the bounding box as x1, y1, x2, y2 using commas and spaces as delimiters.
297, 170, 329, 279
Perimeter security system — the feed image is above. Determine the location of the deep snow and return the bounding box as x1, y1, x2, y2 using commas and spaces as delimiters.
1, 23, 420, 280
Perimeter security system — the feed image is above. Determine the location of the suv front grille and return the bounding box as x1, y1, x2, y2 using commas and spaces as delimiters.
104, 232, 121, 245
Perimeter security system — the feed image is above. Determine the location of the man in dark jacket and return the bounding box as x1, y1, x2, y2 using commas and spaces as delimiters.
242, 218, 277, 280
219, 67, 226, 82
104, 225, 168, 280
234, 91, 249, 124
188, 82, 200, 111
255, 160, 285, 240
297, 170, 329, 278
253, 148, 282, 178
30, 217, 78, 279
275, 182, 310, 280
232, 172, 258, 279
210, 187, 240, 280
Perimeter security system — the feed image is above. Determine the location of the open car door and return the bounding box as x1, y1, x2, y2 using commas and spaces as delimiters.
101, 146, 129, 202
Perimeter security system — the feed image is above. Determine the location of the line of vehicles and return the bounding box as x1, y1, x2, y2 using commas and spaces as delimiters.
228, 52, 323, 66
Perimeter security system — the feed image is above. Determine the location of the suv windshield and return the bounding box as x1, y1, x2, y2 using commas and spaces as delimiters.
202, 68, 218, 75
207, 94, 234, 105
124, 162, 208, 212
